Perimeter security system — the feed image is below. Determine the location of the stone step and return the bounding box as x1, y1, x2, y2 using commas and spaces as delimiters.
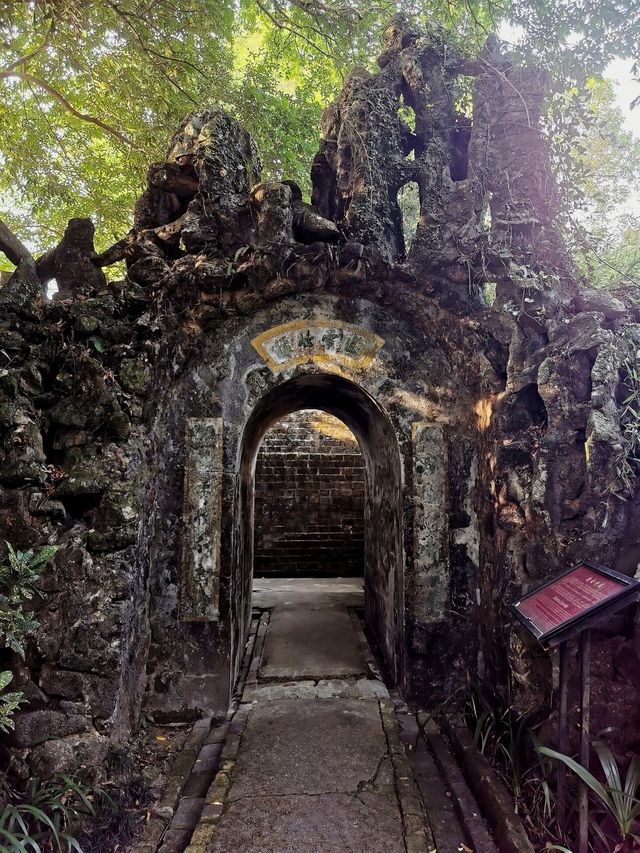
243, 676, 390, 702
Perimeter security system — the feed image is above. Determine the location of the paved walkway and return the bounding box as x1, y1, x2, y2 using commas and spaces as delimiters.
200, 578, 426, 852
254, 577, 367, 681
141, 579, 489, 853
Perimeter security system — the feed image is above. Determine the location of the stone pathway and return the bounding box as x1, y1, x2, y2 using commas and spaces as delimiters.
194, 578, 426, 853
137, 579, 495, 853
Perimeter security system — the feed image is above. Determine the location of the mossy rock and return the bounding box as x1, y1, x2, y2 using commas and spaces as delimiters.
118, 359, 151, 394
0, 461, 47, 486
97, 487, 142, 528
75, 314, 100, 335
0, 262, 42, 316
55, 467, 109, 499
0, 371, 19, 398
101, 321, 132, 344
85, 527, 138, 552
0, 401, 19, 427
49, 399, 89, 429
17, 420, 46, 461
68, 297, 115, 321
107, 408, 131, 440
0, 330, 25, 351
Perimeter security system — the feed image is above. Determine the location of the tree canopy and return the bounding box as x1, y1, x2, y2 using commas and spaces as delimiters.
1, 0, 639, 287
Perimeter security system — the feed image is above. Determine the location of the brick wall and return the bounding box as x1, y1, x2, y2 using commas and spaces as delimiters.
254, 410, 365, 577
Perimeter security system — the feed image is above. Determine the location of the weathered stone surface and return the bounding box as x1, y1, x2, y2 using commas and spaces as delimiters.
54, 466, 109, 499
411, 423, 449, 623
1, 15, 639, 783
39, 666, 117, 717
119, 358, 151, 394
0, 258, 43, 316
12, 709, 91, 748
180, 417, 223, 622
28, 732, 110, 778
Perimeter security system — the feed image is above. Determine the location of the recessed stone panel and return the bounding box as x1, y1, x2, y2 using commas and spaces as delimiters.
180, 417, 223, 622
251, 319, 384, 374
412, 422, 449, 623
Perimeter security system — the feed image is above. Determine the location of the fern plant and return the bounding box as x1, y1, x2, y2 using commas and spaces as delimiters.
0, 671, 27, 734
0, 543, 57, 732
613, 356, 640, 497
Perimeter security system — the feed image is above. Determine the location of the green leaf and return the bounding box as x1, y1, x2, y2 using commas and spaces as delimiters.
59, 776, 95, 816
536, 746, 614, 810
14, 804, 59, 844
87, 337, 105, 353
60, 833, 83, 853
623, 754, 640, 804
0, 825, 30, 852
28, 546, 57, 570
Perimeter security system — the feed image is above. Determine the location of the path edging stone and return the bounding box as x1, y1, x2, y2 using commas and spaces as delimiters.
132, 613, 266, 853
442, 719, 535, 853
379, 698, 435, 853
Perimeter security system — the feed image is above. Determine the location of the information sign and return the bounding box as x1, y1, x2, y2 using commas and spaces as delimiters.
510, 562, 640, 646
511, 561, 640, 852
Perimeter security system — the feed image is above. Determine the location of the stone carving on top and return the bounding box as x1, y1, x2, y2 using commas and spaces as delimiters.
251, 320, 384, 374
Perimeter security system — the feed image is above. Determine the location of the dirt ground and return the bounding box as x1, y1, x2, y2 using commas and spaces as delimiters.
79, 721, 193, 852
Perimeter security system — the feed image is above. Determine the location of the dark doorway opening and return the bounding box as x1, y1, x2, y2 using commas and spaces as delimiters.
253, 409, 365, 579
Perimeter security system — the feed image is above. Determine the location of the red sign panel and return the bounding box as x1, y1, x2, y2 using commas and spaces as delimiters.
514, 564, 630, 638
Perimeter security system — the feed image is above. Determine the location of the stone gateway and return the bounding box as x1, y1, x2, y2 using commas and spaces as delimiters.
1, 16, 640, 780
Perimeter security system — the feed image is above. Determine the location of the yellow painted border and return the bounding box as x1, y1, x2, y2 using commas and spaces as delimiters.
251, 319, 385, 374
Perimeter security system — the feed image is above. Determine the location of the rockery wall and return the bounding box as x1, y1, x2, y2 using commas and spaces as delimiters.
1, 15, 639, 775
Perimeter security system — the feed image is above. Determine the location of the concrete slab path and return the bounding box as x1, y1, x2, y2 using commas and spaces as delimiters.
138, 580, 491, 853
258, 602, 368, 681
208, 699, 406, 852
199, 578, 424, 852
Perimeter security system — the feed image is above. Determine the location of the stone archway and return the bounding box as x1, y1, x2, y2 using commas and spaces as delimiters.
147, 293, 471, 722
233, 373, 405, 689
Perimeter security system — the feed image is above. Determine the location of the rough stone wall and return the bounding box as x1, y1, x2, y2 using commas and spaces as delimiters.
1, 14, 639, 775
0, 286, 154, 775
254, 411, 365, 577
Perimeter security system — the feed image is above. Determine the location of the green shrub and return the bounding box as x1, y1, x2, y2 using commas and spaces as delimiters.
0, 773, 99, 852
538, 742, 640, 849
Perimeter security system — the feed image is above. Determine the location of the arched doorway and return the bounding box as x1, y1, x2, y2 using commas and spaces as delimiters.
233, 373, 404, 689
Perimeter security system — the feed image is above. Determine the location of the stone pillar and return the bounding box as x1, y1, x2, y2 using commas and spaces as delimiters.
180, 417, 223, 621
411, 422, 449, 622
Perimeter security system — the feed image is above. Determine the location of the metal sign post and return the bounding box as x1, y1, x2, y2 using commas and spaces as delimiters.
557, 640, 568, 834
579, 628, 591, 853
510, 562, 640, 853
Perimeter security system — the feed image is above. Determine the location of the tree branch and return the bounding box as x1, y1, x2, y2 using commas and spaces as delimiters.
254, 0, 336, 60
0, 218, 34, 268
94, 233, 136, 266
1, 23, 52, 76
0, 71, 139, 148
106, 1, 209, 78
